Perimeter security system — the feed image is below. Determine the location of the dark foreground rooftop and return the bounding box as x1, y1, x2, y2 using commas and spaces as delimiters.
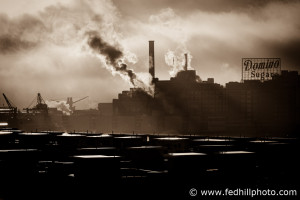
0, 128, 299, 200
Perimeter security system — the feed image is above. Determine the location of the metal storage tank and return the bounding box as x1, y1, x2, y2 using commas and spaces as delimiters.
152, 137, 189, 153
167, 152, 209, 181
73, 155, 121, 184
0, 149, 40, 183
217, 151, 256, 186
17, 132, 51, 149
76, 147, 117, 156
114, 136, 145, 151
0, 131, 13, 148
85, 134, 113, 147
57, 133, 87, 148
127, 146, 165, 170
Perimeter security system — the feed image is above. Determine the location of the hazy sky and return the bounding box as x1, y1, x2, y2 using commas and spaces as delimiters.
0, 0, 299, 109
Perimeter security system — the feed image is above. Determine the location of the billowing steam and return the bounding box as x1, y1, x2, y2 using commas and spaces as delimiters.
165, 49, 201, 82
0, 0, 154, 97
46, 100, 72, 115
165, 49, 192, 76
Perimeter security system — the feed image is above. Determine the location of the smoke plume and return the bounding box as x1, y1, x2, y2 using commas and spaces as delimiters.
87, 33, 123, 66
86, 32, 154, 95
164, 50, 190, 74
164, 49, 202, 82
46, 100, 72, 115
0, 0, 154, 102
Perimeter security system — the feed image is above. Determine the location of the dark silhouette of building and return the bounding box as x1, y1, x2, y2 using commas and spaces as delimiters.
226, 70, 300, 137
1, 41, 299, 137
154, 70, 225, 133
97, 42, 300, 137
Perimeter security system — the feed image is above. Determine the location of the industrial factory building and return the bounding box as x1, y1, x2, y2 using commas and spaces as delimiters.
226, 71, 300, 136
1, 41, 299, 137
98, 41, 300, 137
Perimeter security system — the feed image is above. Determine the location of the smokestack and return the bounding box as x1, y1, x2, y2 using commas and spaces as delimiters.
149, 41, 155, 80
184, 53, 188, 71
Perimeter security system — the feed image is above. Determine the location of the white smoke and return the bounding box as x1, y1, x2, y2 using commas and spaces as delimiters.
164, 48, 193, 77
46, 100, 71, 115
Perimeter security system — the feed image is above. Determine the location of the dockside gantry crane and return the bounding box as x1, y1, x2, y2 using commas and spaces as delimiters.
24, 93, 48, 114
2, 93, 18, 114
67, 96, 89, 113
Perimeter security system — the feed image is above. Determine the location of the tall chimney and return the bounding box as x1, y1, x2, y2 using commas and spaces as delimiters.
184, 53, 188, 71
149, 41, 155, 80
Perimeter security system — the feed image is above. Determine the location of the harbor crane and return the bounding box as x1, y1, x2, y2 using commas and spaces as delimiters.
24, 93, 48, 114
2, 93, 18, 114
67, 96, 89, 112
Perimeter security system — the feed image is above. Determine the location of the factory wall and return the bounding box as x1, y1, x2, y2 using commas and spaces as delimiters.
100, 70, 299, 137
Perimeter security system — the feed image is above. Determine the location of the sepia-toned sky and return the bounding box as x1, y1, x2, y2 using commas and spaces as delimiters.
0, 0, 300, 109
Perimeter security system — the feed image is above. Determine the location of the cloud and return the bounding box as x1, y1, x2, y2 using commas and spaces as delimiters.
113, 0, 268, 19
0, 13, 45, 53
0, 0, 157, 109
0, 34, 35, 53
0, 0, 133, 109
117, 0, 300, 83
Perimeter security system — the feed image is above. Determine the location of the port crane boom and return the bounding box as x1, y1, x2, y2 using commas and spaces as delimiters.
73, 96, 89, 104
2, 93, 17, 114
67, 96, 89, 112
24, 93, 48, 114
